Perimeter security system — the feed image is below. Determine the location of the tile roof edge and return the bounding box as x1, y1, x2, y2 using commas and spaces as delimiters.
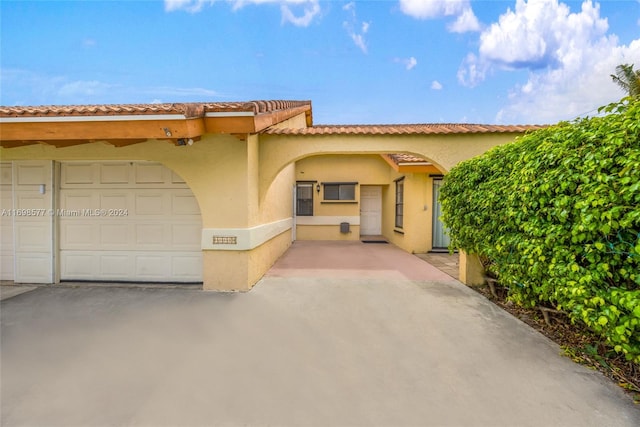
0, 100, 312, 118
262, 123, 548, 135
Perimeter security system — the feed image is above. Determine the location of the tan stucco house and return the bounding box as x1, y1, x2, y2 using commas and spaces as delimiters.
0, 100, 542, 290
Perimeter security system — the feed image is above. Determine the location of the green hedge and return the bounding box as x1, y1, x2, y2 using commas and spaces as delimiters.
440, 98, 640, 362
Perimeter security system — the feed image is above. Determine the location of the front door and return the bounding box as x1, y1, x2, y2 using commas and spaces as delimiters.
360, 186, 382, 235
432, 178, 451, 250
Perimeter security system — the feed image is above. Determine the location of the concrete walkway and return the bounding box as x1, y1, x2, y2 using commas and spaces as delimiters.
1, 241, 638, 426
415, 251, 460, 280
0, 284, 37, 301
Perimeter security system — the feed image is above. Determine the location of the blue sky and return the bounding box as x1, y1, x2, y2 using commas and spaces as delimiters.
1, 0, 639, 124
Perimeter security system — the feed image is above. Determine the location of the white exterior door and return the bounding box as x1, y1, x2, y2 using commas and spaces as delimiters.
432, 178, 451, 249
59, 161, 202, 282
360, 186, 382, 235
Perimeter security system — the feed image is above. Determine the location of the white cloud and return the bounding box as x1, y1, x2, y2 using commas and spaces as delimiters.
58, 80, 115, 98
0, 68, 64, 105
0, 68, 222, 105
478, 0, 608, 69
343, 2, 370, 53
457, 0, 640, 124
393, 57, 417, 70
394, 57, 418, 70
399, 0, 480, 33
348, 32, 367, 53
406, 56, 417, 70
431, 80, 443, 90
497, 38, 640, 123
164, 0, 213, 13
82, 38, 97, 48
457, 53, 489, 87
399, 0, 465, 18
164, 0, 321, 27
278, 0, 321, 27
448, 7, 480, 33
147, 86, 220, 98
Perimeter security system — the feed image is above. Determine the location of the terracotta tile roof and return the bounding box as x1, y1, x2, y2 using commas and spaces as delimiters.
0, 100, 312, 119
388, 153, 430, 164
263, 123, 546, 135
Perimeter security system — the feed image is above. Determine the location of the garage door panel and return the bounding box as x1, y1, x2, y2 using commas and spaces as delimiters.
61, 223, 97, 248
1, 253, 14, 281
171, 171, 186, 184
0, 224, 13, 247
62, 253, 98, 280
100, 255, 133, 280
135, 223, 166, 247
100, 163, 130, 184
172, 193, 199, 215
16, 254, 52, 283
63, 163, 95, 185
15, 193, 49, 210
135, 255, 171, 279
61, 192, 97, 211
1, 163, 12, 184
100, 192, 130, 210
172, 256, 203, 281
171, 224, 201, 248
1, 162, 14, 280
16, 164, 47, 185
62, 250, 202, 282
135, 193, 166, 216
135, 163, 165, 184
15, 224, 51, 251
100, 224, 131, 247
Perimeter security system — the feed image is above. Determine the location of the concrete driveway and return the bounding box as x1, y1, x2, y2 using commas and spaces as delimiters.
1, 241, 638, 426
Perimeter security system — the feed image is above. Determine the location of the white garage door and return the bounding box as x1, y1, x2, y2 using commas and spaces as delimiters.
59, 161, 202, 282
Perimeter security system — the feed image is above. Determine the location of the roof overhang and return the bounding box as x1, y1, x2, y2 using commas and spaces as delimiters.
0, 100, 312, 148
381, 154, 443, 174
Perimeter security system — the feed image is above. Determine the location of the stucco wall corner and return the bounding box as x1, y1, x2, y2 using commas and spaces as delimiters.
459, 250, 485, 286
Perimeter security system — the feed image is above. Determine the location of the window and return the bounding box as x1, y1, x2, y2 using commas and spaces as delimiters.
296, 182, 314, 216
323, 183, 356, 201
395, 178, 404, 229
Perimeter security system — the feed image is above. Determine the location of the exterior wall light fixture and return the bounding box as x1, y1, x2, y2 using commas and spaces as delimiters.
176, 138, 194, 146
316, 183, 321, 193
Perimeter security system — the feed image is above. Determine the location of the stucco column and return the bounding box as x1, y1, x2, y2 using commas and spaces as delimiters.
459, 250, 485, 286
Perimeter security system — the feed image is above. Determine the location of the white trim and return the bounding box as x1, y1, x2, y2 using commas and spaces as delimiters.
292, 184, 297, 241
205, 112, 255, 118
201, 218, 292, 251
0, 114, 187, 123
295, 216, 360, 226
